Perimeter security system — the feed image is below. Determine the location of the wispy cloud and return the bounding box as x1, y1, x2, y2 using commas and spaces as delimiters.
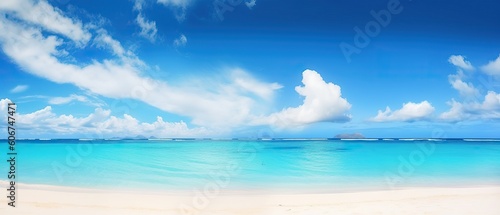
133, 0, 158, 42
245, 0, 256, 9
231, 68, 282, 100
157, 0, 190, 22
48, 94, 90, 105
134, 0, 145, 11
93, 29, 143, 65
10, 85, 28, 93
173, 34, 187, 47
0, 0, 91, 46
135, 14, 158, 42
17, 93, 104, 107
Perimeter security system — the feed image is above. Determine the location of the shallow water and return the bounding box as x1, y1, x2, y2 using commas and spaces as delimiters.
2, 139, 500, 192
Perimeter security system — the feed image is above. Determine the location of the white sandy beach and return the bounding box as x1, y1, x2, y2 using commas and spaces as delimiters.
1, 184, 499, 215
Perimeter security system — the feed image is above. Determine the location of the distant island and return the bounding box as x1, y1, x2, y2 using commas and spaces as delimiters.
111, 135, 156, 140
334, 133, 365, 139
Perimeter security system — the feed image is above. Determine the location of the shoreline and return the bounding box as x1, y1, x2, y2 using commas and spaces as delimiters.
1, 183, 499, 214
2, 180, 500, 195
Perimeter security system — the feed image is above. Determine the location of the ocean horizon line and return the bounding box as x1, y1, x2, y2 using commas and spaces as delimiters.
3, 137, 500, 142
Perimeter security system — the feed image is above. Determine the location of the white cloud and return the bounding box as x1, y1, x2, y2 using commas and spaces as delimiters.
440, 54, 500, 122
94, 30, 125, 56
0, 98, 13, 111
0, 1, 352, 135
257, 69, 351, 128
440, 91, 500, 121
10, 85, 28, 93
0, 17, 142, 97
448, 71, 479, 99
134, 0, 145, 11
371, 101, 435, 122
16, 94, 104, 107
48, 94, 90, 105
448, 55, 474, 71
157, 0, 189, 7
132, 0, 158, 42
482, 91, 500, 110
231, 68, 282, 100
0, 0, 91, 46
0, 98, 211, 137
439, 99, 464, 121
93, 29, 143, 66
135, 13, 158, 42
133, 0, 158, 43
157, 0, 190, 21
0, 4, 283, 129
173, 34, 187, 47
245, 0, 256, 9
481, 55, 500, 77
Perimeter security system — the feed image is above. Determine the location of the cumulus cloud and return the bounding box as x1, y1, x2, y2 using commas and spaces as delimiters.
10, 85, 28, 93
0, 98, 211, 138
483, 91, 500, 110
371, 101, 435, 122
173, 34, 187, 47
373, 53, 500, 123
157, 0, 190, 21
0, 98, 12, 111
257, 69, 351, 128
440, 54, 500, 122
448, 55, 474, 71
481, 55, 500, 77
439, 99, 463, 121
440, 91, 500, 121
450, 78, 479, 98
245, 0, 256, 9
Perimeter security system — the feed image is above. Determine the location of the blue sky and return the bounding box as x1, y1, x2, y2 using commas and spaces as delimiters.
1, 0, 500, 138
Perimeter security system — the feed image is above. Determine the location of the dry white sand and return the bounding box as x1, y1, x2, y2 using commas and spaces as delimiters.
1, 184, 499, 215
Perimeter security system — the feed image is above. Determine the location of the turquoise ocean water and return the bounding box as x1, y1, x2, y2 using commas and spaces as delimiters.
2, 139, 500, 192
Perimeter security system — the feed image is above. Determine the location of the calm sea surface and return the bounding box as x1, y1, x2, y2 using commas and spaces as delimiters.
2, 139, 500, 192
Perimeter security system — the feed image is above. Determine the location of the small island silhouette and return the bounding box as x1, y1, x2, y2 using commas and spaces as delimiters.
334, 133, 365, 139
